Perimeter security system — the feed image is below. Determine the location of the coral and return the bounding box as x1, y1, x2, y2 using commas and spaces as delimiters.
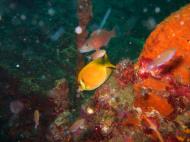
136, 4, 190, 85
131, 4, 190, 141
48, 78, 70, 114
46, 78, 72, 142
134, 93, 174, 117
115, 59, 136, 87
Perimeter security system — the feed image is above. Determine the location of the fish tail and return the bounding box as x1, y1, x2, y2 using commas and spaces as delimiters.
34, 124, 37, 129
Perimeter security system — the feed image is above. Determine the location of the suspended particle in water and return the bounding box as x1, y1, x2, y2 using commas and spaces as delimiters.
75, 26, 82, 34
36, 39, 40, 43
20, 14, 26, 20
48, 8, 55, 16
16, 64, 20, 68
23, 38, 27, 42
39, 20, 44, 26
143, 17, 157, 30
143, 7, 148, 13
9, 3, 16, 9
155, 7, 161, 14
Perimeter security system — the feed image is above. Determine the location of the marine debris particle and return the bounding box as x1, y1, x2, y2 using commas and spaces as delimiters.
9, 100, 24, 114
50, 27, 65, 41
48, 8, 55, 16
142, 17, 157, 30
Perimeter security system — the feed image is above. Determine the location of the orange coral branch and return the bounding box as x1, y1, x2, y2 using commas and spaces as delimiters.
142, 114, 164, 142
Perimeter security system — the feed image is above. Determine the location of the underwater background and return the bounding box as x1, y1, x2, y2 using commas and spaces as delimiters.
1, 0, 190, 142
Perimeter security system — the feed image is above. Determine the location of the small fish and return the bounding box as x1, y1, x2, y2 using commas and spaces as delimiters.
146, 48, 176, 71
79, 29, 115, 53
78, 53, 115, 91
33, 110, 40, 129
88, 49, 106, 60
69, 118, 86, 133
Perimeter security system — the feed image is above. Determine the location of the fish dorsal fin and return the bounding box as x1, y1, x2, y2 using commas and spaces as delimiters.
91, 29, 102, 36
103, 54, 116, 68
93, 53, 115, 68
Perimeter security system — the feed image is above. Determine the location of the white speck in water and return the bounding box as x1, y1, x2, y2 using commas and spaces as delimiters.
36, 39, 40, 43
143, 8, 148, 13
9, 3, 16, 9
129, 41, 132, 45
180, 21, 184, 25
143, 17, 157, 30
155, 7, 160, 14
23, 38, 27, 41
41, 75, 46, 80
39, 20, 44, 26
75, 26, 82, 34
20, 14, 26, 20
16, 64, 20, 68
48, 8, 55, 16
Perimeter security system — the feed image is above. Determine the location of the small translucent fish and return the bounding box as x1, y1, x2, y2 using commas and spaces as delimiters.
88, 49, 106, 60
78, 53, 115, 91
33, 110, 40, 129
69, 118, 86, 133
146, 48, 176, 71
79, 29, 115, 53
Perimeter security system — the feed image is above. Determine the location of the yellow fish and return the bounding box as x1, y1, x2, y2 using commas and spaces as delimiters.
78, 54, 115, 91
